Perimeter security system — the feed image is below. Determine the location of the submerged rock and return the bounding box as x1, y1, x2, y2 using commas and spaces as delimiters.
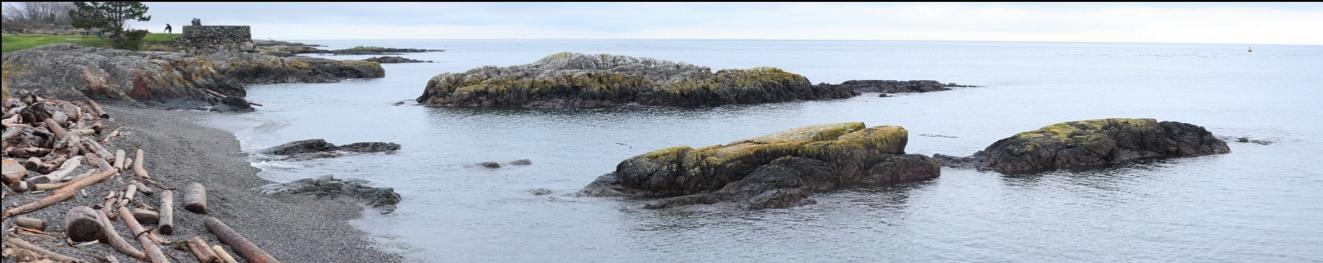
261, 139, 399, 160
363, 56, 431, 64
2, 43, 384, 112
259, 175, 402, 214
324, 46, 442, 55
416, 52, 859, 108
580, 122, 939, 210
817, 80, 975, 94
968, 118, 1230, 174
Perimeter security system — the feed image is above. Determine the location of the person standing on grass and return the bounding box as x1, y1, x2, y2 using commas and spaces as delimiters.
165, 24, 172, 33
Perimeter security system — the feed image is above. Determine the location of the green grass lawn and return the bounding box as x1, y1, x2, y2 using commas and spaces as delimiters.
1, 33, 179, 53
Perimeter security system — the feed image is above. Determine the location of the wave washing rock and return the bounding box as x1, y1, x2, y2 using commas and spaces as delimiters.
941, 118, 1230, 174
262, 139, 400, 161
817, 80, 975, 93
416, 52, 860, 108
2, 43, 384, 112
258, 175, 402, 214
580, 122, 939, 209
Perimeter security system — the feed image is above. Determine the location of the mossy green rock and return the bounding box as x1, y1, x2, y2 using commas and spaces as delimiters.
416, 52, 858, 108
581, 122, 938, 210
973, 118, 1230, 174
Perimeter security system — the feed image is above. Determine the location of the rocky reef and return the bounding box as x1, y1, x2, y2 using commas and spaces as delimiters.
417, 52, 860, 108
939, 118, 1230, 174
2, 44, 384, 112
580, 122, 939, 209
363, 56, 431, 64
261, 139, 399, 161
258, 175, 402, 214
818, 80, 976, 94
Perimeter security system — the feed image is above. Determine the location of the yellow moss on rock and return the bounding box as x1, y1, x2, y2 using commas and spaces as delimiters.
740, 122, 865, 144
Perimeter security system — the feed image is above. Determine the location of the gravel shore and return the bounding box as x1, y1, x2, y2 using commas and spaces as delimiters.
3, 103, 400, 262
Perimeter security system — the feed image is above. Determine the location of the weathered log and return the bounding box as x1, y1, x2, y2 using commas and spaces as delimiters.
133, 180, 156, 195
65, 206, 103, 242
9, 180, 30, 193
86, 99, 108, 119
187, 236, 220, 263
204, 216, 279, 263
100, 127, 121, 144
33, 181, 68, 191
40, 156, 83, 183
159, 190, 175, 235
24, 156, 59, 174
96, 208, 146, 260
211, 245, 239, 263
91, 121, 104, 134
5, 146, 51, 158
122, 158, 133, 171
3, 234, 85, 263
184, 182, 208, 214
113, 150, 127, 170
43, 118, 66, 141
68, 128, 97, 137
103, 191, 120, 221
120, 184, 139, 208
133, 149, 151, 179
15, 216, 47, 231
118, 206, 171, 263
81, 139, 113, 163
2, 158, 25, 185
132, 208, 159, 225
1, 169, 118, 219
86, 152, 114, 172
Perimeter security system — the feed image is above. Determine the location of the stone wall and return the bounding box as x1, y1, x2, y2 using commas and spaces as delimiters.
180, 25, 255, 54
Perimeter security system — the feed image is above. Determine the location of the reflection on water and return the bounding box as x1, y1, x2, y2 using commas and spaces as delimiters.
201, 40, 1323, 262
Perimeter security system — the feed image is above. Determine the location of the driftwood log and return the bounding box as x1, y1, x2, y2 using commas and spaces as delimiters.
118, 206, 170, 263
159, 190, 175, 235
96, 208, 147, 260
133, 149, 151, 179
35, 156, 83, 184
211, 245, 239, 263
184, 182, 208, 214
204, 217, 280, 263
64, 206, 103, 242
187, 235, 221, 263
86, 152, 115, 172
43, 118, 66, 141
132, 208, 160, 225
113, 149, 127, 170
2, 169, 118, 219
3, 234, 85, 262
1, 158, 25, 185
86, 99, 108, 119
119, 184, 138, 208
15, 216, 47, 230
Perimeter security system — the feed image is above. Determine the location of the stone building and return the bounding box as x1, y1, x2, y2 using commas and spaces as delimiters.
179, 25, 256, 54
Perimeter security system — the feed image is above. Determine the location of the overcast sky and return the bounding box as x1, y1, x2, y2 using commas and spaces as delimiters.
118, 2, 1323, 45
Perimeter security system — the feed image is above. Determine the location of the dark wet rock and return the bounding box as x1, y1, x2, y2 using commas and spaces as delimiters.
263, 139, 337, 155
336, 142, 400, 153
326, 46, 442, 55
392, 101, 406, 106
2, 43, 384, 112
252, 39, 321, 47
262, 139, 399, 160
878, 93, 891, 97
528, 188, 553, 195
1222, 136, 1274, 145
509, 159, 532, 166
363, 56, 431, 64
932, 154, 978, 169
474, 159, 532, 169
817, 80, 976, 94
416, 52, 859, 108
969, 118, 1230, 174
478, 162, 501, 169
580, 122, 939, 210
258, 175, 402, 214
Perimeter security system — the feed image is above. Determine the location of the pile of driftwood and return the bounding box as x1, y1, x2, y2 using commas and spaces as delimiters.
2, 92, 278, 263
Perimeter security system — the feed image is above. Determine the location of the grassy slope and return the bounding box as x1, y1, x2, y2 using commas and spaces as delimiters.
1, 33, 179, 53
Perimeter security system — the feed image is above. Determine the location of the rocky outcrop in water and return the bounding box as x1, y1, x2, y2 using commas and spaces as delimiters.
417, 52, 860, 108
580, 122, 939, 209
817, 80, 975, 94
363, 56, 431, 64
259, 175, 402, 214
937, 118, 1230, 174
2, 44, 384, 112
262, 139, 400, 160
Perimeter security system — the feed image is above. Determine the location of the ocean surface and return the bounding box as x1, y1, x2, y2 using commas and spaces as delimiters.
202, 40, 1323, 262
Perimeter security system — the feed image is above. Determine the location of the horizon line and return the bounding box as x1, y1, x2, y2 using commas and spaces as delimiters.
258, 37, 1318, 47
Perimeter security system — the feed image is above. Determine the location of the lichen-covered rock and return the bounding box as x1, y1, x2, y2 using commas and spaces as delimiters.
1, 43, 384, 112
580, 122, 939, 210
416, 52, 858, 108
971, 118, 1230, 174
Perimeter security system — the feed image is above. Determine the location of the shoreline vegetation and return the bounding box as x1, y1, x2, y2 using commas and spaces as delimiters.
1, 33, 181, 53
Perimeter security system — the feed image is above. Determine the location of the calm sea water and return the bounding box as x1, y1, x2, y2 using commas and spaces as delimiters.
203, 40, 1323, 262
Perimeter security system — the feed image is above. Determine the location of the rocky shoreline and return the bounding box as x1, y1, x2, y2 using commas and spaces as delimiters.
1, 97, 401, 262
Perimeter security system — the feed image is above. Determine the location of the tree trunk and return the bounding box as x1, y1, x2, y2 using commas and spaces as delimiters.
211, 245, 239, 263
187, 235, 220, 263
118, 206, 170, 263
64, 206, 103, 242
86, 99, 108, 119
3, 234, 83, 263
204, 216, 280, 263
113, 149, 126, 170
96, 208, 146, 260
131, 208, 159, 225
133, 149, 151, 179
159, 190, 175, 235
184, 182, 208, 214
15, 216, 46, 231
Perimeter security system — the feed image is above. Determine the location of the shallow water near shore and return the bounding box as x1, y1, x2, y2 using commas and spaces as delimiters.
203, 40, 1323, 262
